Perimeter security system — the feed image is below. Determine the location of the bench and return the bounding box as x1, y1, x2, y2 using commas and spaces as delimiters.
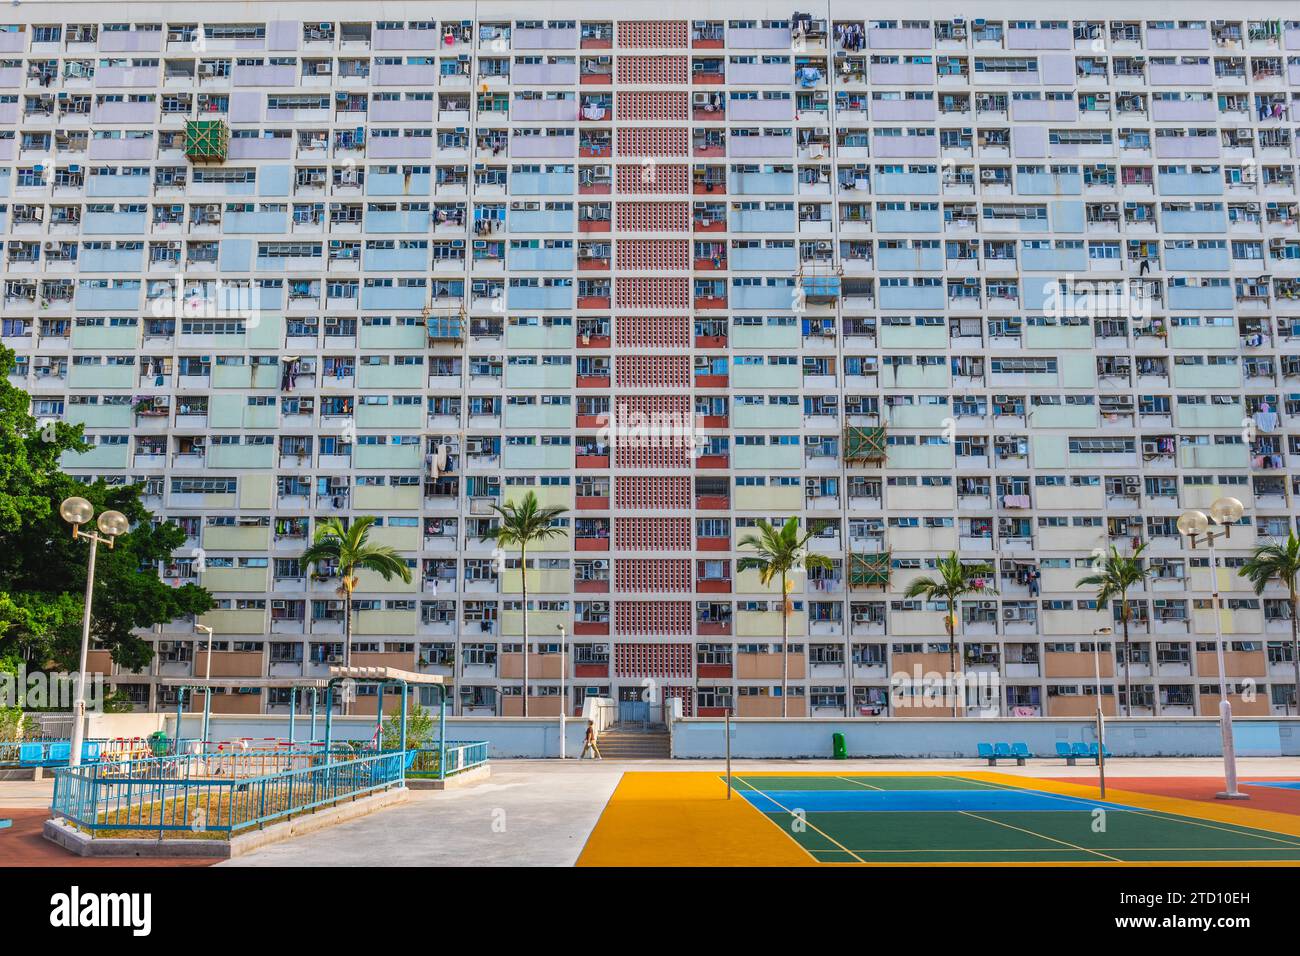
978, 741, 1033, 766
1057, 741, 1113, 765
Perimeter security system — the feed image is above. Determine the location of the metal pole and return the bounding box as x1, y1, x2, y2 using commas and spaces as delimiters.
69, 535, 98, 769
175, 688, 185, 756
438, 686, 448, 780
310, 688, 318, 742
324, 686, 334, 762
1093, 638, 1106, 800
288, 687, 297, 745
398, 681, 408, 754
376, 683, 384, 749
1208, 534, 1247, 799
558, 626, 567, 759
200, 688, 211, 754
725, 709, 732, 799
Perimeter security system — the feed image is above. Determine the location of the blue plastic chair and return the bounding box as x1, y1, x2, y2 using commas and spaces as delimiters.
47, 743, 71, 765
1070, 742, 1091, 758
18, 743, 43, 766
993, 742, 1015, 759
1055, 742, 1072, 757
1087, 742, 1114, 759
977, 742, 996, 764
1011, 742, 1033, 760
82, 741, 102, 763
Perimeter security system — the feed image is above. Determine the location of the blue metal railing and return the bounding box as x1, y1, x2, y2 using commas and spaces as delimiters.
51, 749, 407, 836
409, 741, 489, 778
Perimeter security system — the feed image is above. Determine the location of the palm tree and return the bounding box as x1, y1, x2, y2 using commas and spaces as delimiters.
480, 491, 568, 716
903, 553, 997, 717
1077, 542, 1150, 717
737, 518, 834, 717
1241, 531, 1300, 715
301, 516, 412, 696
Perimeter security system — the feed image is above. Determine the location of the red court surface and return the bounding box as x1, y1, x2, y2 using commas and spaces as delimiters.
1050, 778, 1300, 816
0, 809, 216, 867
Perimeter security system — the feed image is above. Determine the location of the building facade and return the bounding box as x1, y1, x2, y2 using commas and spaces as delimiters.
3, 1, 1300, 719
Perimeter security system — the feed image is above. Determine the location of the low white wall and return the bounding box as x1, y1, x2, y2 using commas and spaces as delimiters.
166, 713, 589, 758
669, 717, 1300, 759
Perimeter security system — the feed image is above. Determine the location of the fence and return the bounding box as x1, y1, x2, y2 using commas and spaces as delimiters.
51, 749, 407, 837
408, 741, 490, 778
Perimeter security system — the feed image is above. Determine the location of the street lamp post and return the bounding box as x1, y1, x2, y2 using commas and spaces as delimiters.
59, 497, 128, 768
557, 624, 567, 759
194, 623, 214, 748
1092, 626, 1113, 800
1177, 497, 1249, 800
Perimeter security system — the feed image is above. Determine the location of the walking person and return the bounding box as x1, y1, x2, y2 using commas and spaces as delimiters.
580, 720, 602, 760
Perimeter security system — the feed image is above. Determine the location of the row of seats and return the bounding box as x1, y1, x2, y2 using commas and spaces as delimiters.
977, 741, 1115, 766
14, 741, 101, 767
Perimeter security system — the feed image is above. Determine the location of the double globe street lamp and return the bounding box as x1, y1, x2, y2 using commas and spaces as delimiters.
1176, 496, 1249, 800
59, 496, 128, 768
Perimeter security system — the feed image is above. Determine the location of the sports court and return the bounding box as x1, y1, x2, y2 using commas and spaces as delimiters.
577, 771, 1300, 866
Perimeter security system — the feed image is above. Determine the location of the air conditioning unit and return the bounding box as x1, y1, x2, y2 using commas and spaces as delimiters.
981, 169, 997, 181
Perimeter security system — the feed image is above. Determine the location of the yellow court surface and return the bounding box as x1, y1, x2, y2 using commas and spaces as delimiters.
576, 771, 1300, 867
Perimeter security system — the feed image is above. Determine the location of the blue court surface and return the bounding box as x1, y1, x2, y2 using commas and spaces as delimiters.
739, 787, 1138, 814
1245, 781, 1300, 791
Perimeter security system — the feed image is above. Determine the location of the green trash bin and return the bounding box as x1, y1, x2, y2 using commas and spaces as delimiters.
832, 732, 847, 760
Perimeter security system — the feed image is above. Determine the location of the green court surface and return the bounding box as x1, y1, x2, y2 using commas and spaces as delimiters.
729, 774, 1300, 864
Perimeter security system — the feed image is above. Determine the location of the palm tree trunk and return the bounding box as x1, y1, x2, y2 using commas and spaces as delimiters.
1121, 601, 1132, 718
780, 571, 789, 719
342, 576, 352, 717
519, 542, 528, 718
1290, 590, 1299, 717
947, 602, 958, 718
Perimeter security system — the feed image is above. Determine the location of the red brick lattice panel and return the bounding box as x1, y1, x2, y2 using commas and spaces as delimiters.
616, 239, 690, 271
614, 516, 692, 551
613, 638, 693, 673
616, 91, 688, 121
616, 127, 689, 157
614, 353, 690, 387
615, 475, 692, 510
615, 277, 689, 310
614, 315, 690, 348
616, 21, 689, 49
663, 684, 694, 716
615, 558, 692, 593
616, 163, 689, 194
615, 201, 690, 231
615, 55, 689, 85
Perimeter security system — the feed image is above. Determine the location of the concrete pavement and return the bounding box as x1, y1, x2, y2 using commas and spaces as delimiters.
4, 757, 1297, 866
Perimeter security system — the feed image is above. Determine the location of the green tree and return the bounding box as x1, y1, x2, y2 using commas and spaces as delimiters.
737, 518, 834, 717
300, 516, 412, 677
0, 348, 212, 672
1240, 532, 1300, 715
1077, 542, 1151, 717
381, 701, 435, 751
479, 491, 568, 716
903, 552, 998, 717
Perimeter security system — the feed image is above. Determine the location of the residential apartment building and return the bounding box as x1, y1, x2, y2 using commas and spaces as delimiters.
3, 1, 1300, 720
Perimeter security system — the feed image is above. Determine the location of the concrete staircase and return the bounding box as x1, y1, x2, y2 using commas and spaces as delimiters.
595, 723, 671, 760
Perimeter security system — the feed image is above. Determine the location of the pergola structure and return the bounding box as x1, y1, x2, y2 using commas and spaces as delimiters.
159, 666, 451, 758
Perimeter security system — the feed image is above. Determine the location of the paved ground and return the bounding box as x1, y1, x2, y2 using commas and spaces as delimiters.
222, 757, 1300, 867
4, 758, 1298, 867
